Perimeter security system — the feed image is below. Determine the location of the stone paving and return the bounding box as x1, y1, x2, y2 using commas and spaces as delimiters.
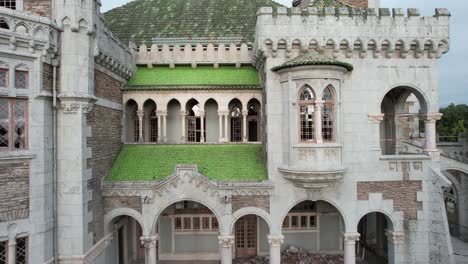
453, 237, 468, 264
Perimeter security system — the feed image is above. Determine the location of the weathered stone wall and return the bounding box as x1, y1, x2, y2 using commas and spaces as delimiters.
340, 0, 368, 8
232, 195, 270, 213
23, 0, 52, 18
0, 162, 30, 222
357, 181, 422, 220
42, 63, 53, 91
103, 197, 142, 214
87, 69, 123, 243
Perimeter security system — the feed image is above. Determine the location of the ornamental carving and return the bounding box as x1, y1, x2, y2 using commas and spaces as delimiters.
268, 235, 284, 246
140, 235, 158, 248
344, 232, 360, 242
218, 235, 235, 247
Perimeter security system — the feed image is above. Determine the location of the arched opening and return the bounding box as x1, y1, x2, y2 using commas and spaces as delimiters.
156, 200, 221, 261
125, 100, 139, 143
357, 212, 392, 264
106, 215, 145, 264
232, 214, 270, 261
0, 19, 9, 30
299, 85, 316, 143
247, 99, 261, 142
229, 99, 243, 142
280, 201, 344, 262
186, 99, 204, 143
442, 169, 468, 241
167, 99, 181, 143
380, 87, 428, 155
143, 99, 158, 143
204, 99, 219, 143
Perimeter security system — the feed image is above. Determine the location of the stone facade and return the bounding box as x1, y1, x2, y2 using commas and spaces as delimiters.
357, 181, 423, 220
0, 161, 29, 222
232, 195, 270, 213
103, 197, 142, 214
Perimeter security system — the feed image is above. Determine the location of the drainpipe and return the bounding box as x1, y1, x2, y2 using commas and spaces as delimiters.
52, 61, 58, 264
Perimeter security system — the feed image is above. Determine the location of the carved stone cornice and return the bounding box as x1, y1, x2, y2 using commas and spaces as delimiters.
368, 114, 385, 123
268, 235, 284, 246
343, 232, 360, 243
218, 235, 235, 248
423, 113, 443, 123
58, 93, 97, 114
140, 235, 159, 248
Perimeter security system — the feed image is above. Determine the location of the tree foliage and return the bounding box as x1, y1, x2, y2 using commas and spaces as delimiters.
437, 104, 468, 140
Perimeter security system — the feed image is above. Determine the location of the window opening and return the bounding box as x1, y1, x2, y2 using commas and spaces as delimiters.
299, 87, 315, 142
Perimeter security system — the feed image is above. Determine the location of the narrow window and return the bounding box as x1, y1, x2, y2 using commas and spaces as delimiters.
309, 216, 316, 227
282, 216, 289, 228
174, 217, 182, 230
149, 107, 158, 142
0, 98, 27, 150
183, 217, 191, 230
193, 217, 200, 230
291, 215, 298, 228
230, 105, 242, 142
132, 107, 139, 143
0, 240, 6, 264
299, 86, 315, 142
15, 237, 28, 264
300, 215, 307, 227
202, 217, 210, 230
211, 217, 219, 230
15, 71, 27, 89
0, 0, 16, 10
0, 69, 7, 87
322, 86, 335, 142
247, 104, 259, 142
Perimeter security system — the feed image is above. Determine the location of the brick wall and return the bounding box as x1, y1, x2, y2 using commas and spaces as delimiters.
341, 0, 368, 8
0, 162, 30, 223
357, 181, 422, 220
103, 197, 142, 215
232, 195, 270, 213
23, 0, 52, 18
87, 69, 123, 243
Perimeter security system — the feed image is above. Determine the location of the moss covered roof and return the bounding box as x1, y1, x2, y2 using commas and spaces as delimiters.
272, 51, 354, 71
107, 144, 268, 182
104, 0, 284, 45
124, 65, 261, 90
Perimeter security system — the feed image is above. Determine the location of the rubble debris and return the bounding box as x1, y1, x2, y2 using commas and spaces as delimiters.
233, 246, 344, 264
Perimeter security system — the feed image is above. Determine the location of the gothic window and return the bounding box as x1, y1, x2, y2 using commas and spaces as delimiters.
322, 86, 335, 142
247, 101, 260, 142
15, 71, 27, 89
15, 237, 28, 264
230, 105, 242, 142
0, 69, 7, 87
0, 241, 6, 264
0, 0, 16, 10
0, 98, 27, 150
299, 86, 315, 142
132, 107, 139, 143
187, 103, 203, 143
149, 107, 158, 142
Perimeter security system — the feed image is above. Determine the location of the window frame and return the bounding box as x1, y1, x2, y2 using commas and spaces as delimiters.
15, 236, 28, 264
0, 0, 17, 10
322, 86, 335, 143
172, 214, 219, 234
298, 86, 316, 143
14, 70, 28, 90
282, 212, 318, 232
0, 98, 28, 151
0, 68, 8, 88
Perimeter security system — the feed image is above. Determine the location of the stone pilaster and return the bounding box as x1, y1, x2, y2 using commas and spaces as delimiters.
424, 113, 443, 152
180, 111, 186, 143
242, 110, 248, 142
315, 100, 324, 144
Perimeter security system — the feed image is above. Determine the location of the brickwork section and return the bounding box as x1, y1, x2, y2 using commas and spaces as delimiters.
103, 197, 142, 214
0, 162, 30, 222
94, 70, 123, 103
232, 195, 270, 213
341, 0, 368, 8
23, 0, 52, 18
87, 69, 124, 243
357, 181, 422, 220
42, 63, 53, 90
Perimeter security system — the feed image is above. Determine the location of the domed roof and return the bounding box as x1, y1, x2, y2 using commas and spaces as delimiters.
272, 51, 354, 71
104, 0, 283, 45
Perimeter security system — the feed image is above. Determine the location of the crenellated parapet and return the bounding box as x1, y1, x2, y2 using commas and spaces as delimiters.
253, 7, 450, 67
136, 42, 251, 67
0, 8, 59, 58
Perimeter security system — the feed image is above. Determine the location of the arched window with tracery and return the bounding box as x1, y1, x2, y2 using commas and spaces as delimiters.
299, 86, 315, 142
149, 107, 158, 142
132, 107, 139, 143
322, 86, 335, 142
230, 105, 242, 142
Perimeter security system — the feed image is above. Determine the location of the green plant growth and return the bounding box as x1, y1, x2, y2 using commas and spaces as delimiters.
437, 104, 468, 141
107, 144, 267, 182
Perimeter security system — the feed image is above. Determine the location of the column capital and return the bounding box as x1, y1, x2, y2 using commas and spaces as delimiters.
242, 109, 249, 116
179, 110, 187, 116
385, 230, 405, 244
137, 110, 144, 118
140, 235, 159, 248
156, 110, 167, 116
423, 112, 443, 123
198, 110, 205, 117
343, 232, 360, 243
315, 100, 325, 107
368, 113, 385, 123
267, 234, 284, 246
218, 235, 235, 248
218, 110, 229, 116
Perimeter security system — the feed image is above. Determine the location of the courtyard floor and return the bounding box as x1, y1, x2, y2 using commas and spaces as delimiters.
453, 236, 468, 264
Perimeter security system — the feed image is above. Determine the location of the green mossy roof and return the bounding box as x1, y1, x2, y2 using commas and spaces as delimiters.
124, 65, 261, 90
107, 144, 268, 182
272, 51, 354, 71
104, 0, 284, 45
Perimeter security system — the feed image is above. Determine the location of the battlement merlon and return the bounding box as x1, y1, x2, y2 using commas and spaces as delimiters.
253, 7, 450, 62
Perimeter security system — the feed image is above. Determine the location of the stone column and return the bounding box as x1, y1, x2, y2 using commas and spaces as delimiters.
242, 110, 248, 142
368, 114, 385, 152
200, 111, 205, 143
162, 113, 167, 143
180, 111, 186, 143
218, 235, 235, 264
218, 111, 223, 142
424, 113, 443, 152
141, 235, 158, 264
157, 111, 163, 143
315, 101, 324, 144
224, 113, 229, 141
268, 234, 284, 264
343, 233, 360, 264
385, 230, 405, 264
7, 239, 16, 264
137, 110, 144, 143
